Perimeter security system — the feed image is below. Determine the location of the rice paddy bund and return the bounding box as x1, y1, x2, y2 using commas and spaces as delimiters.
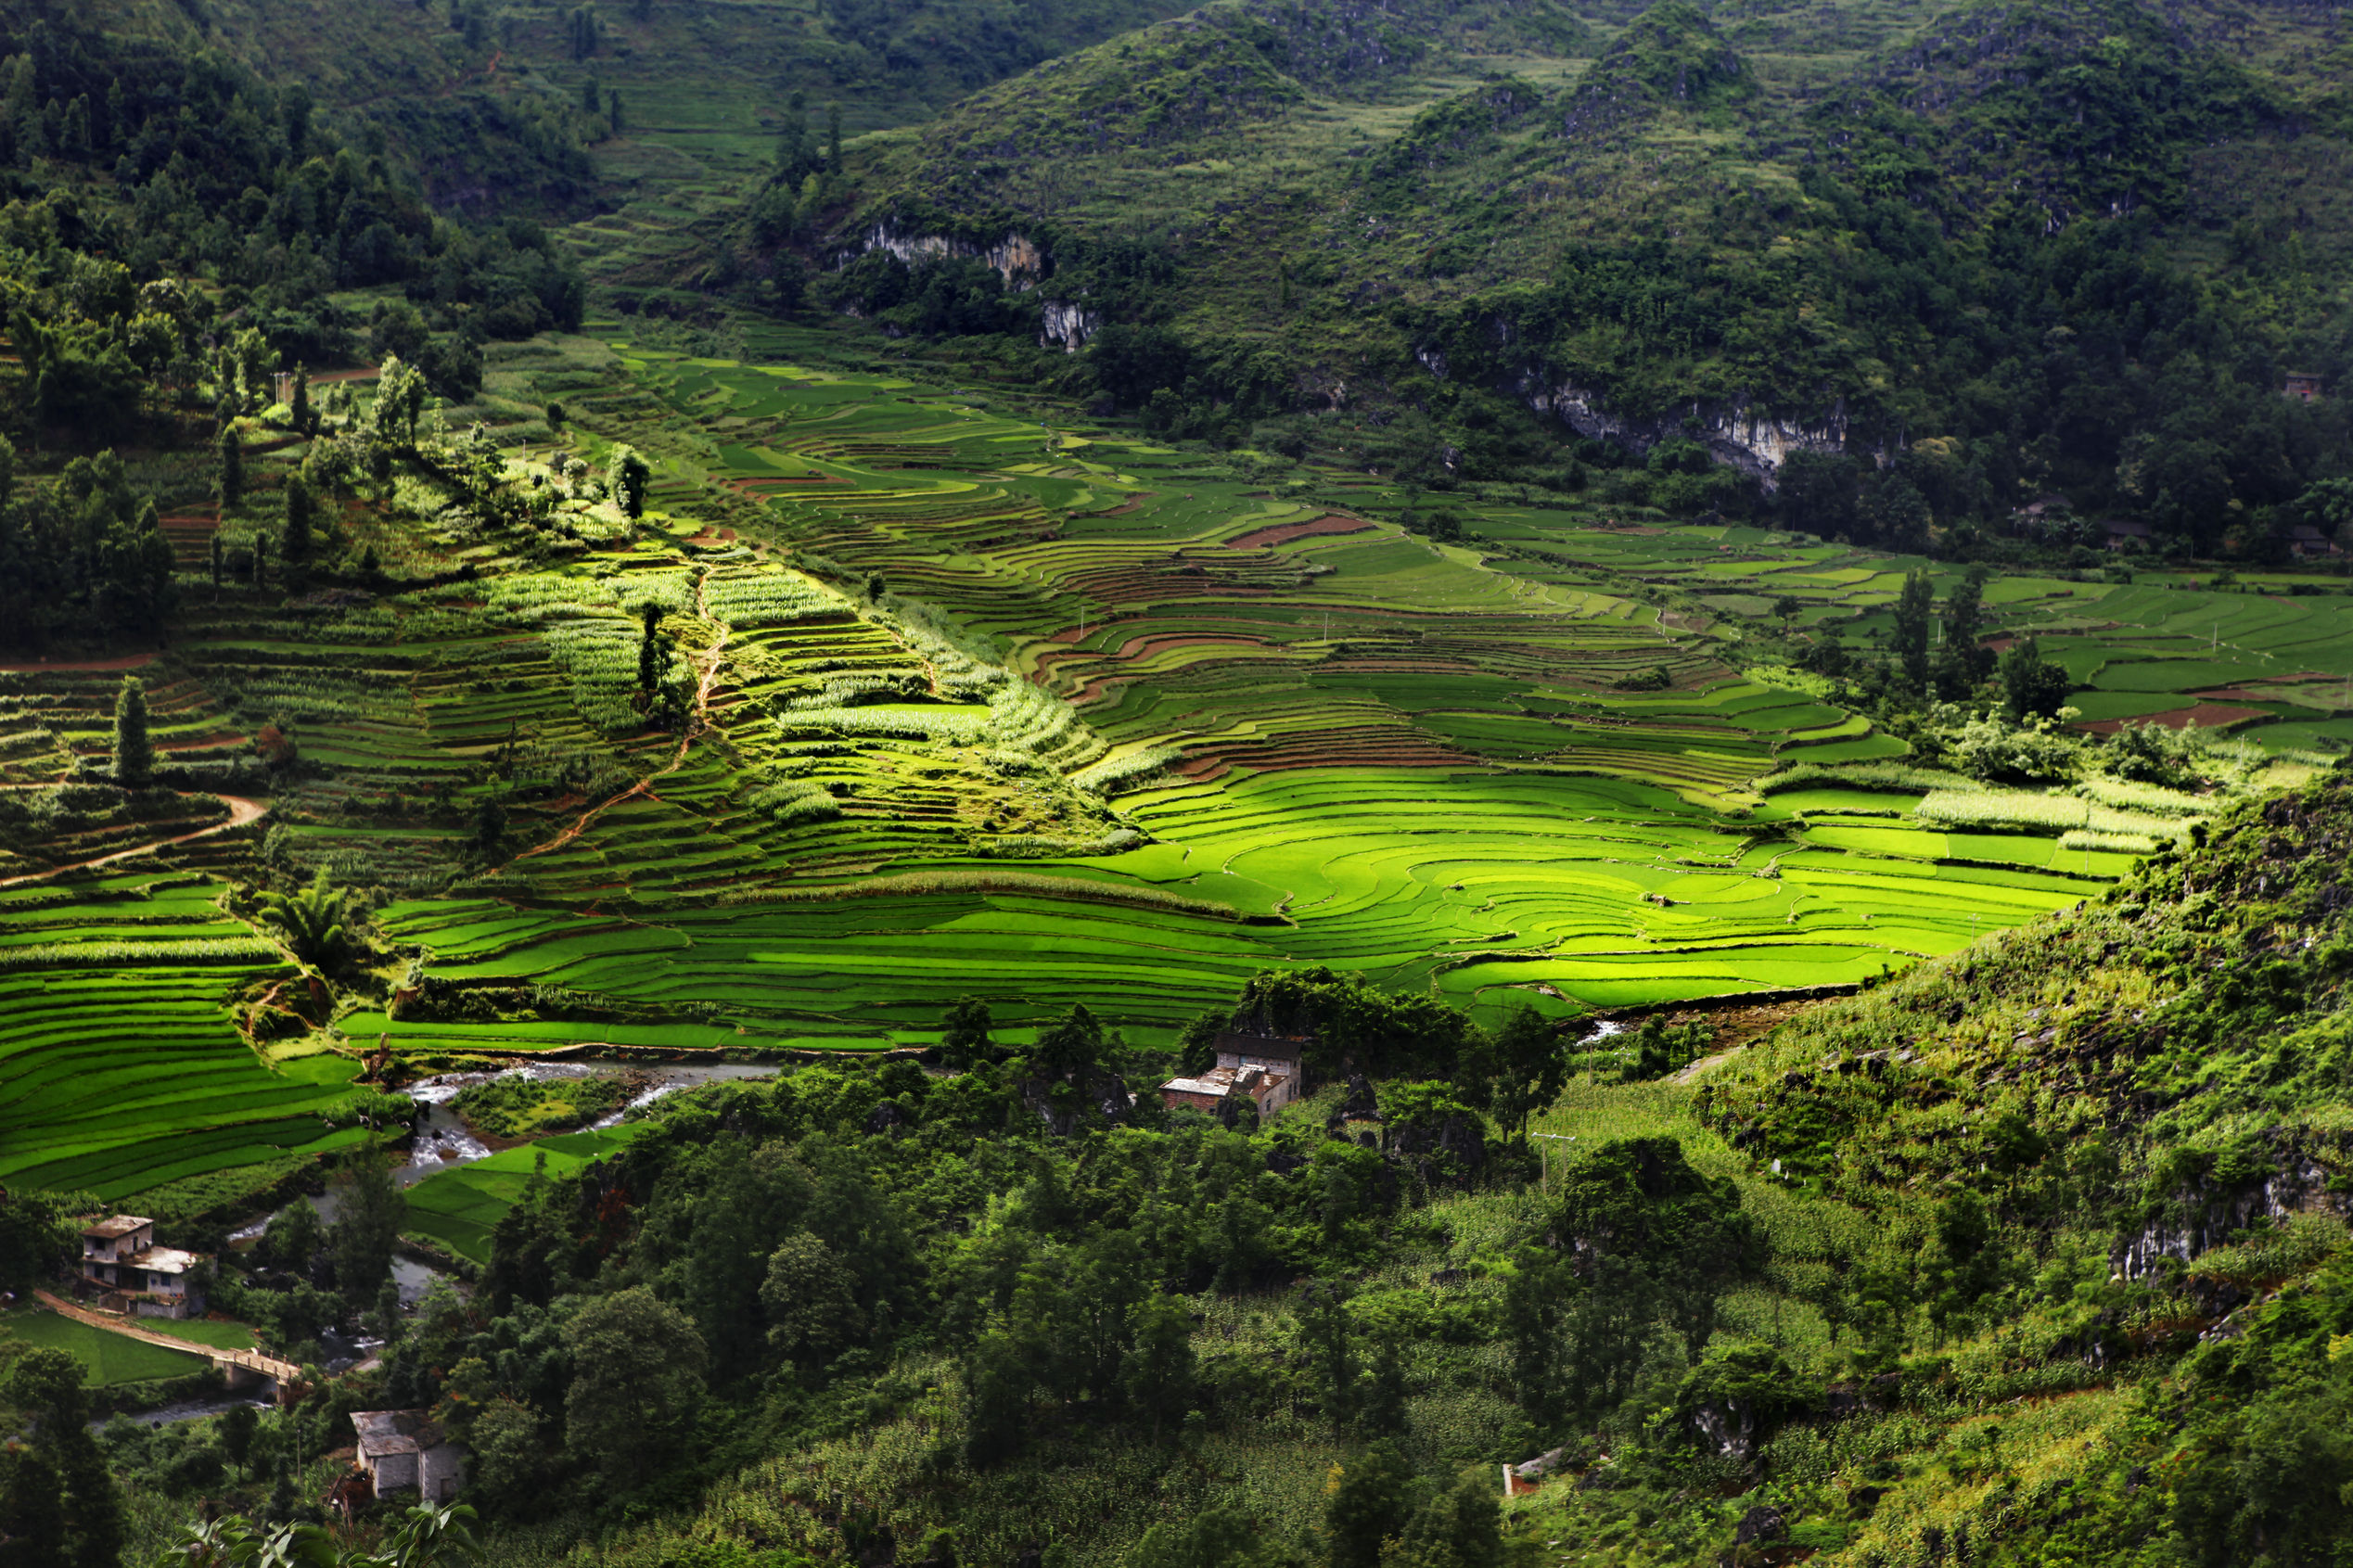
2, 326, 2331, 1214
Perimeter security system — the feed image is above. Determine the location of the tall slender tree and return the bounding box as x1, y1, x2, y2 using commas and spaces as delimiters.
283, 470, 315, 572
112, 676, 152, 789
1890, 568, 1934, 693
216, 427, 244, 506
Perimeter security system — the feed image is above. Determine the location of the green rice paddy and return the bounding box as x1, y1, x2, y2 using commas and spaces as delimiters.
6, 328, 2331, 1214
403, 1126, 649, 1264
0, 1307, 208, 1386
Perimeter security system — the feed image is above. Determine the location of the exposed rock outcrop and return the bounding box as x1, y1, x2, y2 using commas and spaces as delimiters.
1512, 372, 1853, 488
1041, 300, 1100, 351
846, 223, 1048, 288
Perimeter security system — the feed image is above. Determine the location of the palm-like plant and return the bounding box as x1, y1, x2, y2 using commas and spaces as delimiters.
157, 1501, 478, 1567
257, 872, 351, 970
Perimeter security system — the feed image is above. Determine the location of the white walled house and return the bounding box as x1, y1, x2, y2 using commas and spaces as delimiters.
352, 1410, 466, 1501
80, 1215, 208, 1319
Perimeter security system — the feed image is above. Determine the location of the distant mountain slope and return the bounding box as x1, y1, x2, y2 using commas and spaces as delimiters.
730, 0, 2353, 554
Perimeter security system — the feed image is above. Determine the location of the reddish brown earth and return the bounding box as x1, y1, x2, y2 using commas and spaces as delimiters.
2075, 702, 2265, 734
0, 652, 158, 673
1226, 514, 1374, 550
1175, 725, 1478, 782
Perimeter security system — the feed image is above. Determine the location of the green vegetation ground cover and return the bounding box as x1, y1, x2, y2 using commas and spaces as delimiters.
402, 1125, 648, 1264
0, 1307, 206, 1387
13, 1, 2353, 1563
8, 331, 2273, 1186
296, 769, 2353, 1568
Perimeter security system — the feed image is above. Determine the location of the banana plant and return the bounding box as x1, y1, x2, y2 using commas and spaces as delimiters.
155, 1502, 477, 1568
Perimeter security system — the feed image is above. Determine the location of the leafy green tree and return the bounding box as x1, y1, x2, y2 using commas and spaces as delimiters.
1033, 1002, 1106, 1082
281, 470, 314, 585
209, 530, 224, 590
563, 1287, 706, 1487
0, 1443, 70, 1568
371, 1277, 405, 1345
1401, 1469, 1508, 1568
1298, 1283, 1355, 1434
635, 602, 667, 695
290, 363, 313, 435
1771, 593, 1801, 631
0, 1189, 94, 1295
1124, 1292, 1196, 1440
1173, 1009, 1224, 1077
1549, 1137, 1757, 1414
1935, 568, 1993, 697
111, 675, 152, 789
2001, 635, 2074, 720
606, 445, 650, 518
0, 1346, 124, 1568
940, 997, 995, 1067
1890, 568, 1934, 693
1863, 474, 1931, 552
761, 1232, 862, 1364
217, 427, 244, 506
217, 1402, 258, 1473
375, 358, 428, 446
1324, 1442, 1420, 1568
470, 796, 506, 862
1481, 1006, 1568, 1140
1360, 1329, 1408, 1437
962, 1323, 1032, 1469
257, 872, 352, 970
330, 1145, 406, 1309
262, 1193, 323, 1273
1502, 1243, 1567, 1423
465, 1398, 548, 1517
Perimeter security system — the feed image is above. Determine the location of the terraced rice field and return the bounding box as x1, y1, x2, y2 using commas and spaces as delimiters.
6, 327, 2319, 1216
0, 873, 364, 1203
403, 1125, 648, 1263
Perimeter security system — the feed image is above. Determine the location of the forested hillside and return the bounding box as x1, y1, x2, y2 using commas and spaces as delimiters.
725, 0, 2353, 557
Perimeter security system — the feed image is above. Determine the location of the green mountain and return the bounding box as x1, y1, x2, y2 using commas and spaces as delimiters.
731, 0, 2353, 555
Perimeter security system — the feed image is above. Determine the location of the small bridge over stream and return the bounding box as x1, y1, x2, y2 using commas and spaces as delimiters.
34, 1290, 308, 1404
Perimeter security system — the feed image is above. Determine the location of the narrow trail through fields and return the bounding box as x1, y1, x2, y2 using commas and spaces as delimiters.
0, 794, 267, 888
32, 1289, 304, 1389
504, 570, 728, 871
0, 652, 158, 674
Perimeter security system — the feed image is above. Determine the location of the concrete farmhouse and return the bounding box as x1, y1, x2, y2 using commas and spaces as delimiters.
352, 1410, 467, 1501
1161, 1031, 1308, 1119
80, 1215, 208, 1319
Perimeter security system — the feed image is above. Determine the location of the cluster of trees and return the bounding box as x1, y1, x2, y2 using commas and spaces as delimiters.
745, 93, 847, 250
109, 969, 1766, 1556
0, 440, 174, 649
0, 16, 586, 442
200, 1150, 410, 1365
0, 1337, 126, 1568
1414, 196, 2353, 546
